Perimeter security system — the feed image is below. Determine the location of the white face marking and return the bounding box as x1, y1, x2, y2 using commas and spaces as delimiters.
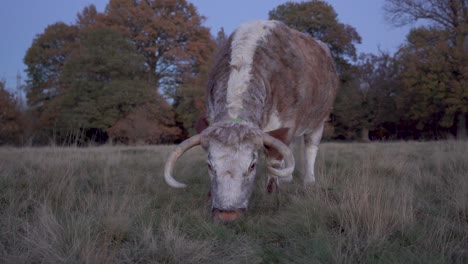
207, 140, 258, 210
226, 20, 278, 118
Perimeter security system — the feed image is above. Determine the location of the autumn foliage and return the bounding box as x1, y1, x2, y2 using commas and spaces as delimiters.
0, 81, 23, 144
22, 0, 214, 145
271, 0, 467, 140
0, 0, 466, 145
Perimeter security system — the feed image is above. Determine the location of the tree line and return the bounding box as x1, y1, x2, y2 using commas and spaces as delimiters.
1, 0, 466, 145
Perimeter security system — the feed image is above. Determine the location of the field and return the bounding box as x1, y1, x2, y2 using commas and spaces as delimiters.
0, 141, 467, 263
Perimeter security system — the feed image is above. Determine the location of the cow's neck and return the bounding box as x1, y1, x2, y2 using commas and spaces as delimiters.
225, 91, 264, 127
212, 110, 261, 127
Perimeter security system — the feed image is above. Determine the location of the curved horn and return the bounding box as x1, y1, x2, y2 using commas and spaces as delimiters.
262, 134, 295, 178
164, 134, 202, 188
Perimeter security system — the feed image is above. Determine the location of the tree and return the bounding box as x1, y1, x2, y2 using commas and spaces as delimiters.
215, 27, 227, 47
269, 0, 361, 72
172, 63, 210, 136
385, 0, 468, 138
55, 29, 180, 143
76, 4, 99, 30
107, 101, 182, 144
24, 22, 79, 130
98, 0, 214, 99
0, 80, 23, 144
331, 72, 364, 140
95, 0, 215, 139
355, 52, 400, 139
171, 27, 227, 136
384, 0, 467, 35
23, 1, 213, 144
395, 27, 466, 138
269, 0, 363, 139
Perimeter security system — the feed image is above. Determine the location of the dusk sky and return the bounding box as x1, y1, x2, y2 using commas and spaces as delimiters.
0, 0, 413, 91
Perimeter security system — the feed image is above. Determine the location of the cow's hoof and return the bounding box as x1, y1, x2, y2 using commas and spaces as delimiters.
303, 177, 316, 185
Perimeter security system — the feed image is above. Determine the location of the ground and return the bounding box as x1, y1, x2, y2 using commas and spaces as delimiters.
0, 141, 467, 263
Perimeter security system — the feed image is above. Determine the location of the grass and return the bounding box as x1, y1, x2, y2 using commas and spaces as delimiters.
0, 141, 467, 263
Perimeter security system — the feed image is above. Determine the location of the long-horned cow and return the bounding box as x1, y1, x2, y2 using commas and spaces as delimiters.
164, 20, 338, 223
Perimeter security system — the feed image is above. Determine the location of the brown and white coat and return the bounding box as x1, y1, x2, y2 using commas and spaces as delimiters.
164, 20, 338, 223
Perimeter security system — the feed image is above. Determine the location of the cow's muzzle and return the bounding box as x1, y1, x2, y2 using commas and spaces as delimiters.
212, 208, 246, 223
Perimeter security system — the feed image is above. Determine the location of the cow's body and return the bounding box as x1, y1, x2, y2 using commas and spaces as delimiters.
164, 20, 338, 222
206, 20, 337, 184
207, 20, 336, 137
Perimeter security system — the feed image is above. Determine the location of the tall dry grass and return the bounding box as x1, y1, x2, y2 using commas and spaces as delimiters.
0, 141, 466, 263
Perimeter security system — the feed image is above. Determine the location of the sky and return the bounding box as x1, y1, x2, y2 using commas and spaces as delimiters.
0, 0, 413, 92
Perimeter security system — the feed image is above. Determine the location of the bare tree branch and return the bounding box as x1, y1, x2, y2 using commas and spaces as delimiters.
384, 0, 467, 30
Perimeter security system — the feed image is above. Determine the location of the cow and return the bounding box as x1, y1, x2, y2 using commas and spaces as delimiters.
164, 20, 338, 223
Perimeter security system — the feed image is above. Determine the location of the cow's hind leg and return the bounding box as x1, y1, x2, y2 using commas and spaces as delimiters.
303, 122, 325, 185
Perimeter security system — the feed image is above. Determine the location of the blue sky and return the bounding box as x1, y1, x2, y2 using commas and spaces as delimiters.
0, 0, 412, 91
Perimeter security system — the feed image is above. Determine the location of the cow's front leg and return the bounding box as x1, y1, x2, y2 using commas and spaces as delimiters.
303, 122, 324, 185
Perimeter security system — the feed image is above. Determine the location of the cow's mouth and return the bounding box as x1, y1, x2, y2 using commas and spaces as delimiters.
212, 208, 246, 223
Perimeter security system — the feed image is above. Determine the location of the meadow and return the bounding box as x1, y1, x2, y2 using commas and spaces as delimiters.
0, 141, 466, 263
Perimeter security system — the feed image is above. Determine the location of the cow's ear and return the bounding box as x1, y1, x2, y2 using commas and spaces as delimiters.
266, 128, 290, 145
195, 116, 209, 134
263, 128, 290, 160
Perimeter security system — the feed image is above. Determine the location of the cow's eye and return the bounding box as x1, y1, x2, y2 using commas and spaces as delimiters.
248, 162, 256, 173
207, 163, 213, 172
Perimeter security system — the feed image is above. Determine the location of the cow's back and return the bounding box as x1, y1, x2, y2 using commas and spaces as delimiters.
206, 20, 338, 138
254, 22, 338, 136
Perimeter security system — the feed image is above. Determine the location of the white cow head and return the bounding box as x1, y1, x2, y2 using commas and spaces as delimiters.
164, 122, 294, 223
